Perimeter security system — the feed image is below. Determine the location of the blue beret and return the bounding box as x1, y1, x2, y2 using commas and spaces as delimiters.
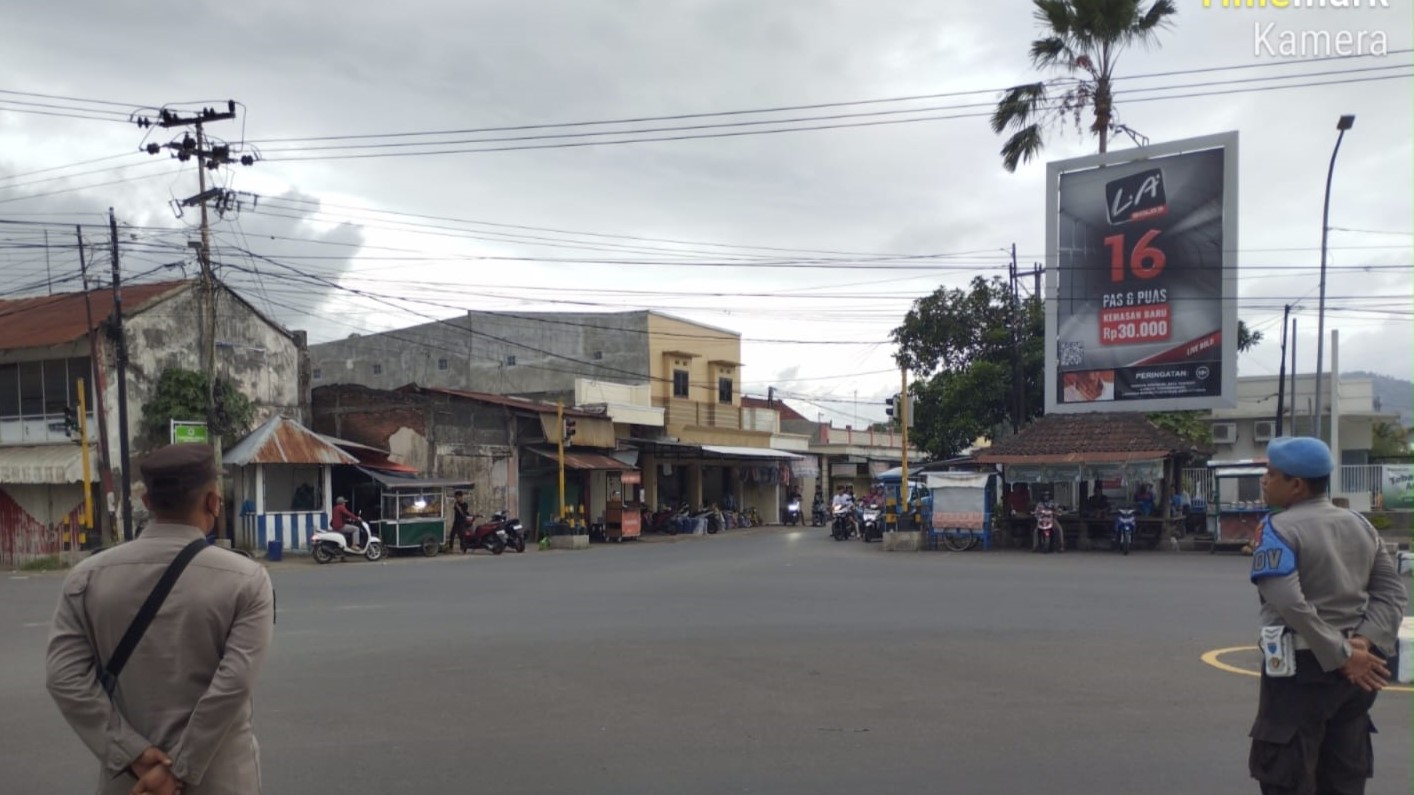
1267, 436, 1334, 479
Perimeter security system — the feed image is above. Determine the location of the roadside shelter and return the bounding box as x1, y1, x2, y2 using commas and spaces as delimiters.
225, 415, 358, 552
974, 413, 1204, 549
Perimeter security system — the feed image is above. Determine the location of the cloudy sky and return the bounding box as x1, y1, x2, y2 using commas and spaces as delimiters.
1, 0, 1409, 426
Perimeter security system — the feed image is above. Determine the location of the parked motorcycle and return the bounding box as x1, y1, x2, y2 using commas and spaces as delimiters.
858, 506, 884, 542
1113, 508, 1136, 555
456, 512, 524, 555
648, 502, 686, 535
784, 499, 802, 526
312, 517, 385, 564
692, 506, 723, 535
1034, 502, 1060, 554
830, 505, 857, 542
811, 498, 827, 527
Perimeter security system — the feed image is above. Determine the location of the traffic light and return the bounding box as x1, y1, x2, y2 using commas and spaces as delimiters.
884, 394, 899, 419
563, 418, 577, 443
63, 404, 79, 437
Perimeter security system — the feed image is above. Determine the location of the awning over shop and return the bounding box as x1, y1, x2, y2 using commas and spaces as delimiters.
700, 445, 803, 460
355, 467, 471, 490
317, 433, 418, 473
527, 448, 637, 471
0, 444, 88, 484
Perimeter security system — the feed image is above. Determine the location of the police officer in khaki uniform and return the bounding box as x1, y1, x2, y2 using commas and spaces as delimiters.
1248, 436, 1407, 794
46, 444, 275, 794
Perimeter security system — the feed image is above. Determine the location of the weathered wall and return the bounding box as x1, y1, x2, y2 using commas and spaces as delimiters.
0, 484, 84, 567
311, 384, 517, 519
114, 284, 303, 460
308, 310, 652, 398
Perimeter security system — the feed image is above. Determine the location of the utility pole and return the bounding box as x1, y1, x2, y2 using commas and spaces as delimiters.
140, 101, 252, 503
1007, 245, 1021, 433
1289, 319, 1299, 434
1275, 305, 1292, 437
557, 400, 567, 523
76, 227, 115, 543
109, 209, 134, 541
900, 366, 910, 531
77, 378, 93, 534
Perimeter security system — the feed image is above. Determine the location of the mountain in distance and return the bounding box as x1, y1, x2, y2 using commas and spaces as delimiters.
1345, 371, 1413, 427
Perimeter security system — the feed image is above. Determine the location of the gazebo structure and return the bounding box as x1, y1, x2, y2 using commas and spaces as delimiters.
974, 413, 1203, 550
225, 415, 358, 553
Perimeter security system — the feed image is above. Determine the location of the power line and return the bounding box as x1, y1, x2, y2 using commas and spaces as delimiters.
248, 49, 1410, 146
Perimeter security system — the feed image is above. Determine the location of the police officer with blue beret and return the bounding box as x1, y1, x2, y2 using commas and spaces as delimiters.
1247, 437, 1407, 794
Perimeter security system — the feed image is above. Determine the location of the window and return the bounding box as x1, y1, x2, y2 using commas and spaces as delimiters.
672, 369, 689, 398
0, 364, 18, 416
718, 377, 733, 404
372, 363, 383, 376
506, 355, 516, 366
18, 362, 42, 415
593, 351, 604, 361
437, 358, 448, 371
312, 368, 322, 380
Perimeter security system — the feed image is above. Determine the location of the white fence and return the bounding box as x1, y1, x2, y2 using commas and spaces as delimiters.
1182, 464, 1394, 503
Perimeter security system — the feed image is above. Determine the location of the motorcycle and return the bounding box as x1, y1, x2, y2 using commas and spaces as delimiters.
692, 506, 723, 535
1034, 503, 1060, 554
647, 502, 686, 535
457, 512, 524, 555
830, 505, 857, 542
311, 517, 385, 564
811, 499, 827, 527
858, 505, 884, 542
1113, 508, 1136, 555
784, 499, 802, 526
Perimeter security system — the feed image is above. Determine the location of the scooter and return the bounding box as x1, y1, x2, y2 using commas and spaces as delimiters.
1113, 508, 1136, 555
784, 499, 802, 526
692, 506, 723, 535
859, 506, 884, 542
811, 499, 827, 527
457, 513, 523, 555
311, 517, 385, 564
830, 505, 857, 542
1034, 503, 1060, 554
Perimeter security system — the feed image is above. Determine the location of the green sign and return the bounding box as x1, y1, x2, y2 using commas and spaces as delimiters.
171, 422, 209, 445
1381, 465, 1414, 511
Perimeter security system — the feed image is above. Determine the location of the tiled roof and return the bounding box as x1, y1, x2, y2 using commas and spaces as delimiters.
0, 281, 190, 351
974, 412, 1192, 464
740, 395, 808, 422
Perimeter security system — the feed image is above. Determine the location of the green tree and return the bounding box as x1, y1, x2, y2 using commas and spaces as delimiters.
893, 276, 1044, 458
1371, 421, 1411, 458
991, 0, 1178, 172
140, 367, 256, 449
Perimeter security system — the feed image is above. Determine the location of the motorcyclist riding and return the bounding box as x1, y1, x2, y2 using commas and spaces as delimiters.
332, 496, 365, 551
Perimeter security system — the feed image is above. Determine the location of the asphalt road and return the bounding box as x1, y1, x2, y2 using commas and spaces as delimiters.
3, 528, 1409, 794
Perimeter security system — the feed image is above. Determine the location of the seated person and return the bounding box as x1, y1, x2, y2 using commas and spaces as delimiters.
332, 496, 365, 549
1134, 485, 1156, 517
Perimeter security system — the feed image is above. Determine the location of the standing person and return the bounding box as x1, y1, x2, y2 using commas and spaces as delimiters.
46, 444, 275, 795
1247, 437, 1407, 794
449, 490, 472, 551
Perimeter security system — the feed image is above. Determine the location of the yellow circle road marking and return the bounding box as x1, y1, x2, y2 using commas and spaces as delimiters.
1201, 645, 1413, 693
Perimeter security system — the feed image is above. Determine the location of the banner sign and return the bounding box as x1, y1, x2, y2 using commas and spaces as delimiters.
1045, 132, 1239, 413
1382, 465, 1414, 511
171, 420, 210, 445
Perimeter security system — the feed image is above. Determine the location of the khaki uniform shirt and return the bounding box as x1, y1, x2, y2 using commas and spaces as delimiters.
1252, 496, 1407, 671
46, 523, 275, 794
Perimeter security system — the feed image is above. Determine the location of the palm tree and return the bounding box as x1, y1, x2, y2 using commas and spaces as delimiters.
991, 0, 1178, 172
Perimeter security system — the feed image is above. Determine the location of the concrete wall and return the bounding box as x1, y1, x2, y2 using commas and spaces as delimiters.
647, 313, 742, 408
119, 285, 304, 458
308, 311, 652, 398
311, 384, 518, 520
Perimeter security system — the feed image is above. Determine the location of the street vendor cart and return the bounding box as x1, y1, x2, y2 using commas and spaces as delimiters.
347, 468, 472, 557
1206, 460, 1268, 554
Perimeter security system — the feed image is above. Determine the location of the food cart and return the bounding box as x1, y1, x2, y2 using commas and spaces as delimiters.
925, 471, 996, 551
348, 468, 472, 557
1206, 460, 1268, 554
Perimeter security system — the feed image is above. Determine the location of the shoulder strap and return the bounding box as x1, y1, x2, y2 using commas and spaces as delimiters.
98, 537, 208, 697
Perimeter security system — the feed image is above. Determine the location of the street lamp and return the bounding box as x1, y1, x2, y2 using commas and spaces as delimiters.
1312, 114, 1354, 441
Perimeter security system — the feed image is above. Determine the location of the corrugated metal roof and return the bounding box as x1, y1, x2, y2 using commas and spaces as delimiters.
224, 416, 359, 466
527, 447, 636, 470
0, 281, 190, 352
0, 444, 89, 484
405, 385, 601, 418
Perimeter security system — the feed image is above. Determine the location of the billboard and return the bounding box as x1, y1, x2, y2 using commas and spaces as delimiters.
1044, 132, 1239, 414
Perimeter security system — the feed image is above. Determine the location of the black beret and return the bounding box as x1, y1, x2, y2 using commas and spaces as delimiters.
139, 444, 219, 493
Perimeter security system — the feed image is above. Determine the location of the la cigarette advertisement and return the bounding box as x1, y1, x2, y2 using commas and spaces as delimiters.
1052, 145, 1229, 408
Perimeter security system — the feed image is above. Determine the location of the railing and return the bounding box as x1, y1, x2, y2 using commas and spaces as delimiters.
653, 398, 778, 433
819, 425, 905, 449
1340, 465, 1384, 495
